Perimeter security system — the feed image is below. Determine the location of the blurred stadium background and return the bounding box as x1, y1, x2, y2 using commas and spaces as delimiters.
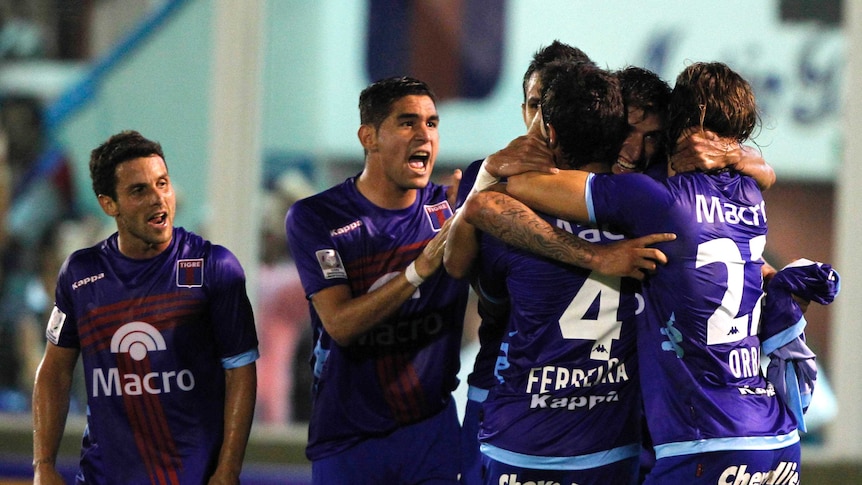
1, 0, 861, 483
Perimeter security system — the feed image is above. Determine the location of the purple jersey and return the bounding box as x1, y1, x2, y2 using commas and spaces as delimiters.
478, 213, 642, 468
586, 171, 798, 458
285, 176, 469, 461
48, 227, 259, 484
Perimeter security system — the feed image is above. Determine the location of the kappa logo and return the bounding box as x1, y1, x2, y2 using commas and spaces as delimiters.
110, 321, 167, 361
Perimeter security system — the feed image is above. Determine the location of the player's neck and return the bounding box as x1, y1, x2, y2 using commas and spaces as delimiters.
117, 234, 172, 259
356, 170, 417, 210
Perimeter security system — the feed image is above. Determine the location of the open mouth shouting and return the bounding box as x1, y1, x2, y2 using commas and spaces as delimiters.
408, 151, 431, 172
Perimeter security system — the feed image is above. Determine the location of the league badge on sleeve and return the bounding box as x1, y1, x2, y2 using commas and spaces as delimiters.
46, 306, 67, 345
316, 249, 347, 279
177, 258, 204, 287
424, 201, 453, 232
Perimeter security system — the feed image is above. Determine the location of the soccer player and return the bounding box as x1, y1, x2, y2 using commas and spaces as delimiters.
285, 76, 469, 484
32, 130, 259, 484
495, 61, 800, 484
476, 61, 646, 485
451, 40, 596, 485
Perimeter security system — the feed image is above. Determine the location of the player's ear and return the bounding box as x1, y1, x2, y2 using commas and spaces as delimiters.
97, 194, 119, 217
358, 124, 376, 152
527, 106, 544, 137
545, 122, 559, 149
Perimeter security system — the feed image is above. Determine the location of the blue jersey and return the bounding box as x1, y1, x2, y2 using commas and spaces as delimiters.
586, 171, 798, 458
478, 213, 643, 466
286, 176, 469, 461
48, 227, 259, 484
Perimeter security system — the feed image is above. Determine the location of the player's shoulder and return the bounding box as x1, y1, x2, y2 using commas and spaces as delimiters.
289, 178, 354, 216
62, 235, 113, 268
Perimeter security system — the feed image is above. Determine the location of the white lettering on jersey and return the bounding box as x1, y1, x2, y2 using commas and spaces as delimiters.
717, 461, 799, 485
525, 359, 629, 393
695, 194, 767, 226
498, 474, 562, 485
92, 322, 195, 397
71, 272, 105, 290
330, 220, 363, 237
93, 368, 195, 396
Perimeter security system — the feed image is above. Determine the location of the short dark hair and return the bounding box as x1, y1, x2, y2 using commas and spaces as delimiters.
522, 40, 593, 102
359, 76, 437, 129
666, 62, 759, 153
618, 66, 671, 118
618, 66, 672, 165
540, 61, 628, 169
89, 130, 165, 199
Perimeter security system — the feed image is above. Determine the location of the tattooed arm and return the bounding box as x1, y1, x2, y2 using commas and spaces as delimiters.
462, 188, 673, 280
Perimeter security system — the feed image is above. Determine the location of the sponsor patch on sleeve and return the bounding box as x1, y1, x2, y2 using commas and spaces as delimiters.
46, 306, 67, 345
315, 249, 347, 279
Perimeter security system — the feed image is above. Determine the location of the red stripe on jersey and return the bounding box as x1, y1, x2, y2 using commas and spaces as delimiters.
119, 353, 182, 484
377, 351, 426, 423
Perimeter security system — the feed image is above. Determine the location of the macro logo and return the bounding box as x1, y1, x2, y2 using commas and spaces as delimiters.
111, 321, 167, 361
93, 321, 196, 397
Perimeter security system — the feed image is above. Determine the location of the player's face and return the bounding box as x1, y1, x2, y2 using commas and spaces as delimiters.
522, 72, 542, 130
101, 155, 176, 259
370, 94, 439, 190
613, 106, 663, 174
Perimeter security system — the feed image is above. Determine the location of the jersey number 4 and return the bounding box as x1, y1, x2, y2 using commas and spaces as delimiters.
558, 273, 629, 361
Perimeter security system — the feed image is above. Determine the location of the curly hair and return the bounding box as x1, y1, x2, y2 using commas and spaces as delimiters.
540, 61, 628, 169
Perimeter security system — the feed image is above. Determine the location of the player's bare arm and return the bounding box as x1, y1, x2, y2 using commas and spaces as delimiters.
671, 128, 776, 190
311, 218, 452, 346
209, 363, 256, 485
443, 208, 479, 279
464, 189, 673, 280
505, 169, 591, 222
33, 344, 79, 485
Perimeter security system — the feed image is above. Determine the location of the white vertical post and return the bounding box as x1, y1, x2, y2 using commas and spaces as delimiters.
826, 0, 862, 460
207, 0, 266, 301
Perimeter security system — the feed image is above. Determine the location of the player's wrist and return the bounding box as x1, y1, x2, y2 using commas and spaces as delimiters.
32, 457, 56, 469
470, 161, 500, 195
404, 261, 425, 287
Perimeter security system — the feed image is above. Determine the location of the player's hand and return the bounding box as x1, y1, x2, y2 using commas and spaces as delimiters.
671, 128, 740, 173
413, 216, 453, 279
33, 466, 66, 485
444, 168, 462, 208
484, 115, 558, 178
591, 233, 676, 280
